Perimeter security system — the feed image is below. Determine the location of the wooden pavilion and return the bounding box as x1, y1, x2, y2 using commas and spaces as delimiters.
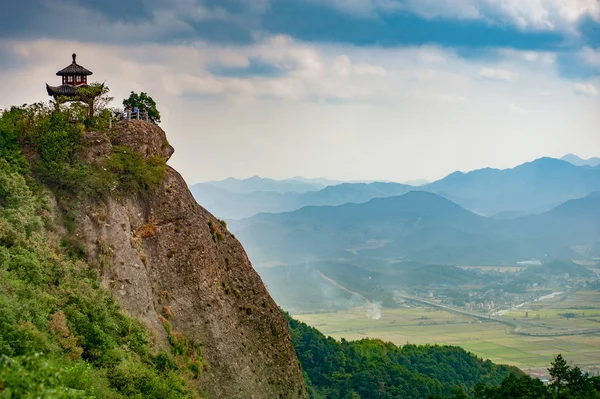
46, 53, 93, 98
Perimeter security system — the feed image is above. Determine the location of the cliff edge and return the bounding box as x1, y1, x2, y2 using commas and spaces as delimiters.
79, 120, 307, 398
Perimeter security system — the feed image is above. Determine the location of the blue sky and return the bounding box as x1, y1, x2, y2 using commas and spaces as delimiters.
0, 0, 599, 182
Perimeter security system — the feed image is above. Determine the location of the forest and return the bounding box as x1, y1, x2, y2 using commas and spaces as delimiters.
288, 315, 600, 398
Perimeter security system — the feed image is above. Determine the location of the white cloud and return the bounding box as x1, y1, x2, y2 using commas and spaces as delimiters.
312, 0, 600, 34
408, 90, 471, 105
574, 83, 599, 96
499, 49, 556, 65
353, 64, 387, 76
479, 67, 519, 81
509, 103, 526, 114
1, 37, 599, 184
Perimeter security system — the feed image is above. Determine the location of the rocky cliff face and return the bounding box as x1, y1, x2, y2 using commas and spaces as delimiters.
78, 120, 307, 398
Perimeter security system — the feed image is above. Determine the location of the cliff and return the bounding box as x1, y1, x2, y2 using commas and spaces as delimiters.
78, 121, 307, 398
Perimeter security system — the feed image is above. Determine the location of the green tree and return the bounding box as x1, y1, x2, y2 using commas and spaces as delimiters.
473, 373, 551, 399
123, 91, 161, 123
549, 354, 570, 399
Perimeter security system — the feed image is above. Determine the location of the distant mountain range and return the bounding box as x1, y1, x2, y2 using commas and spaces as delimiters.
191, 181, 413, 219
231, 191, 600, 266
561, 154, 600, 167
424, 157, 600, 216
202, 176, 329, 194
192, 157, 600, 220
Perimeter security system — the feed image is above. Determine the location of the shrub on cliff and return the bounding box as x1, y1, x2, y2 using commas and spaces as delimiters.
104, 145, 166, 196
0, 103, 166, 199
0, 142, 196, 397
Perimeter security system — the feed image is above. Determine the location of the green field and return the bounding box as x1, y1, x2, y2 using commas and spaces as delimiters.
294, 291, 600, 376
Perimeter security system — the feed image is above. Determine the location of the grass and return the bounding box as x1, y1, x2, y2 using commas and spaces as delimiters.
294, 290, 600, 375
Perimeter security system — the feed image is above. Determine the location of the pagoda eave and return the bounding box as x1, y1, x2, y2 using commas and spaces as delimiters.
46, 83, 86, 97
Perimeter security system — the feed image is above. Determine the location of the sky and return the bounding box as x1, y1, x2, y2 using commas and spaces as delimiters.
0, 0, 599, 184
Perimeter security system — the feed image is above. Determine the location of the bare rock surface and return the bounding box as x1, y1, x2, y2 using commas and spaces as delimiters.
79, 120, 307, 399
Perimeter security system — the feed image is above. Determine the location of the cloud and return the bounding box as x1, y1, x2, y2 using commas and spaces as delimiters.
499, 49, 556, 65
1, 37, 599, 184
408, 90, 471, 105
574, 82, 599, 96
479, 67, 519, 81
315, 0, 600, 34
509, 103, 526, 114
0, 0, 576, 52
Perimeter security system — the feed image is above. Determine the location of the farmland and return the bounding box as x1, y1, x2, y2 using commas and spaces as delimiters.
294, 290, 600, 377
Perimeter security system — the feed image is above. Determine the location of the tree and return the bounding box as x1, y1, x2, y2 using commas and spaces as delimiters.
473, 373, 551, 399
123, 91, 161, 123
549, 354, 570, 399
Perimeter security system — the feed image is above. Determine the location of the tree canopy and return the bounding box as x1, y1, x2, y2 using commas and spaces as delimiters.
286, 313, 516, 398
123, 91, 161, 123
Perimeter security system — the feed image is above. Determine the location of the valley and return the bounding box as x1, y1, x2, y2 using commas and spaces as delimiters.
295, 289, 600, 377
202, 158, 600, 393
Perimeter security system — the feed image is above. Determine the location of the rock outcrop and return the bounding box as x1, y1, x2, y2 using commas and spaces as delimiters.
79, 120, 307, 398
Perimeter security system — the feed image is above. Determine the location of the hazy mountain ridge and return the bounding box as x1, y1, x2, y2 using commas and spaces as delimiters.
191, 181, 414, 219
192, 157, 600, 220
424, 157, 600, 216
561, 153, 600, 167
232, 190, 600, 266
203, 175, 328, 194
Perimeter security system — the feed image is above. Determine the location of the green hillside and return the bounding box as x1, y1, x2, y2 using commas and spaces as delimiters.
287, 313, 518, 398
0, 105, 197, 398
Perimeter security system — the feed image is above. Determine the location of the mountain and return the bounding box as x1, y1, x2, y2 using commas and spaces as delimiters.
423, 157, 600, 215
191, 181, 414, 219
0, 105, 307, 398
232, 190, 600, 267
286, 176, 344, 186
232, 191, 493, 265
403, 178, 430, 186
561, 153, 600, 167
201, 175, 328, 194
195, 157, 600, 220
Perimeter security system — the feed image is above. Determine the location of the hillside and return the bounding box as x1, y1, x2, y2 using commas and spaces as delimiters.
287, 314, 518, 398
423, 157, 600, 216
233, 190, 600, 266
0, 104, 307, 398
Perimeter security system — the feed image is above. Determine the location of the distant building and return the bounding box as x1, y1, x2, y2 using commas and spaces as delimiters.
46, 53, 93, 98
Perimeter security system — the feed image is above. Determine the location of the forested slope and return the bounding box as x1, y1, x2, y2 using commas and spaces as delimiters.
287, 314, 517, 398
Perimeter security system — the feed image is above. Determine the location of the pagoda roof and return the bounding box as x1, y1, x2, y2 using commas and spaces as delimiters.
46, 83, 79, 97
56, 53, 93, 76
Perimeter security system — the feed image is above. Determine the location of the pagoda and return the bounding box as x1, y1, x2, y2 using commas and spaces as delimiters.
46, 53, 93, 98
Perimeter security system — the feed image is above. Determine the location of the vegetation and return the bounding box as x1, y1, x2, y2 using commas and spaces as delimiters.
0, 158, 195, 397
474, 354, 600, 399
287, 313, 516, 398
0, 102, 165, 199
0, 99, 196, 396
123, 92, 161, 124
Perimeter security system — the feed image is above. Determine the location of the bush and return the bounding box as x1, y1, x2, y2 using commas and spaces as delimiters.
104, 146, 166, 196
0, 117, 195, 398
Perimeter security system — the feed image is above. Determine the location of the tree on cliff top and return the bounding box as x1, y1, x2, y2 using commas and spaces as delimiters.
123, 91, 161, 123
